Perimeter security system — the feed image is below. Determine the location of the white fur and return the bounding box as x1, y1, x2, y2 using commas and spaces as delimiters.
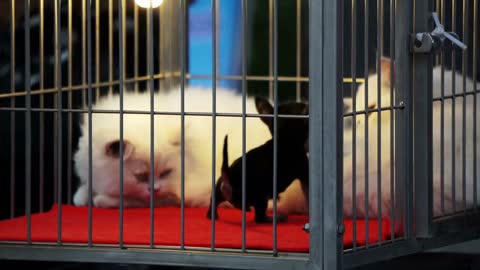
273, 58, 480, 219
343, 58, 480, 218
73, 87, 274, 209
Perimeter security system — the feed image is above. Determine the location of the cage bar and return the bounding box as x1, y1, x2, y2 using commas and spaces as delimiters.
394, 0, 413, 239
86, 0, 93, 248
296, 0, 302, 101
451, 0, 457, 214
474, 0, 478, 211
440, 0, 446, 215
108, 0, 113, 95
134, 3, 139, 93
39, 0, 45, 212
10, 0, 16, 220
180, 0, 187, 250
351, 0, 358, 250
413, 0, 433, 238
55, 0, 63, 245
309, 0, 343, 268
95, 0, 100, 100
389, 0, 395, 241
67, 0, 73, 205
241, 0, 248, 253
363, 0, 371, 248
376, 0, 383, 245
24, 0, 32, 244
210, 0, 218, 251
118, 0, 125, 249
272, 0, 280, 256
461, 0, 467, 213
148, 3, 155, 249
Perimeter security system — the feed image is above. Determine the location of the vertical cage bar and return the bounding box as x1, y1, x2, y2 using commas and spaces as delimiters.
39, 0, 45, 212
158, 3, 162, 91
363, 0, 371, 246
296, 0, 302, 101
461, 0, 468, 213
241, 0, 247, 253
108, 0, 113, 95
55, 0, 63, 245
67, 0, 73, 205
87, 0, 94, 248
474, 0, 478, 211
210, 0, 218, 251
118, 0, 125, 249
376, 0, 383, 244
351, 0, 358, 251
122, 0, 126, 90
451, 0, 457, 214
10, 0, 16, 220
24, 0, 32, 244
83, 0, 87, 107
440, 0, 445, 215
95, 0, 100, 100
394, 0, 413, 239
272, 0, 279, 256
413, 0, 433, 238
147, 3, 155, 249
309, 0, 344, 268
134, 3, 139, 92
389, 0, 395, 241
269, 0, 273, 99
180, 0, 186, 250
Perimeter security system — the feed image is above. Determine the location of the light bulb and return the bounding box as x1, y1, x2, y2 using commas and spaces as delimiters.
134, 0, 164, 8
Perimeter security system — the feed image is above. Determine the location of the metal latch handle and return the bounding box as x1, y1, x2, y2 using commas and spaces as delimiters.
411, 12, 467, 53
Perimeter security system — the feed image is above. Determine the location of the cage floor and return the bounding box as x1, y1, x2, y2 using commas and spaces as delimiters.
0, 205, 391, 252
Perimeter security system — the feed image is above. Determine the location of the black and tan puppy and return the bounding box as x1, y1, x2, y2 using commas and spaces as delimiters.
207, 97, 309, 223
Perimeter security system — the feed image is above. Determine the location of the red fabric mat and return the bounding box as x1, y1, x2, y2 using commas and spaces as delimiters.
0, 205, 391, 252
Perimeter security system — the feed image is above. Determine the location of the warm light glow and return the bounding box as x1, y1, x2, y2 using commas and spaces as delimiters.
134, 0, 163, 8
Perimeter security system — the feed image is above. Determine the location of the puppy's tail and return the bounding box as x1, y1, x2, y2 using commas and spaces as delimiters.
219, 135, 233, 200
221, 135, 229, 183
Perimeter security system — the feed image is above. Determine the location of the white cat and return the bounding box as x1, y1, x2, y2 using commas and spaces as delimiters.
72, 87, 274, 209
273, 57, 480, 219
343, 57, 480, 218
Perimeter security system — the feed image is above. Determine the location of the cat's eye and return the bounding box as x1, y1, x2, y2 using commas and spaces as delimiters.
159, 168, 173, 178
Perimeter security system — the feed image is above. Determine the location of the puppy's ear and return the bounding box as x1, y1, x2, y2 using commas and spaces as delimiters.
255, 96, 274, 128
105, 140, 134, 160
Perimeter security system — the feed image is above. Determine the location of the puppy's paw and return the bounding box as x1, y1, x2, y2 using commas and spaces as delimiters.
206, 209, 219, 220
254, 214, 288, 224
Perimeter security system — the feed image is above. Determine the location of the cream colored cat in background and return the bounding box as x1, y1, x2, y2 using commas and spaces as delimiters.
274, 57, 480, 219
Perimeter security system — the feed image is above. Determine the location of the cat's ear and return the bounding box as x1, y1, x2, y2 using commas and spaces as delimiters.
105, 140, 134, 160
380, 57, 393, 88
343, 97, 353, 113
255, 96, 274, 128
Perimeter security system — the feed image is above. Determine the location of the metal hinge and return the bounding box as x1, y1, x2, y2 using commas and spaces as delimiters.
411, 12, 467, 54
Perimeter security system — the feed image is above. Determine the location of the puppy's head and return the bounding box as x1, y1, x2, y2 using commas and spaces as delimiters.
255, 96, 309, 145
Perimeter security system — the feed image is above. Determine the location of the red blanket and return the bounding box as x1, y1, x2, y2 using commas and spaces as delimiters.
0, 205, 391, 252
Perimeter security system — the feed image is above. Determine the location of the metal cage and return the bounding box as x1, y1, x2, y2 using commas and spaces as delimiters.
0, 1, 478, 270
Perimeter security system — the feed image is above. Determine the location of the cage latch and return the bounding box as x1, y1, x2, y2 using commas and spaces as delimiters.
411, 12, 467, 54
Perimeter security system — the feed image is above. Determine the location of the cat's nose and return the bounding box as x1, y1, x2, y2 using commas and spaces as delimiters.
148, 184, 161, 193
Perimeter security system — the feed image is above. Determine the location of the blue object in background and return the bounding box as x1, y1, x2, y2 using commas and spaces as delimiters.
188, 0, 242, 91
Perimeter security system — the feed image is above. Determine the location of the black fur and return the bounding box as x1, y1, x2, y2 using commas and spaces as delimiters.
206, 96, 309, 223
